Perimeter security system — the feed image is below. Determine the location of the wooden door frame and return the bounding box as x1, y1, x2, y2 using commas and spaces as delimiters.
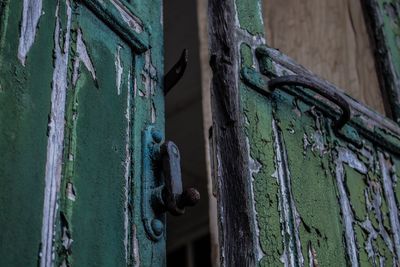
208, 0, 400, 265
362, 0, 400, 123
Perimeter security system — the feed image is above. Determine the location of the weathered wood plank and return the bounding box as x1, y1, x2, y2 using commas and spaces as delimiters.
263, 0, 386, 115
362, 0, 400, 124
208, 0, 258, 265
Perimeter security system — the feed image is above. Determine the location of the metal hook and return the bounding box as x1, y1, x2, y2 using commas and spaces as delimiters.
164, 49, 188, 94
240, 67, 351, 130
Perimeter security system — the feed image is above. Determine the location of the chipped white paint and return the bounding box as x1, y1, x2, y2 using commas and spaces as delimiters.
309, 108, 326, 156
232, 0, 241, 29
66, 182, 76, 201
133, 77, 138, 97
256, 0, 264, 27
236, 28, 266, 49
303, 133, 311, 156
359, 218, 379, 262
151, 101, 156, 123
132, 224, 141, 267
72, 29, 97, 86
61, 225, 73, 252
40, 1, 72, 266
311, 131, 325, 155
235, 26, 265, 70
123, 72, 131, 263
140, 51, 157, 98
272, 119, 304, 267
378, 152, 400, 261
110, 0, 143, 33
245, 137, 264, 261
308, 242, 318, 267
364, 185, 394, 256
18, 0, 43, 65
334, 151, 359, 267
335, 147, 398, 265
115, 46, 123, 95
338, 148, 368, 174
352, 162, 393, 263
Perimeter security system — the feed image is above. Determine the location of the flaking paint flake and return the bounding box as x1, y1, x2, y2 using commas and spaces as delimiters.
40, 1, 72, 266
18, 0, 43, 65
72, 28, 97, 86
115, 45, 123, 95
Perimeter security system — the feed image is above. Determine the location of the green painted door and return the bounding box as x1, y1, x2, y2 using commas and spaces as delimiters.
209, 0, 400, 266
0, 0, 165, 266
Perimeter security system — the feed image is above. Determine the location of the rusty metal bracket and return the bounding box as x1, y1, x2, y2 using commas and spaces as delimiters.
241, 67, 351, 131
164, 49, 188, 94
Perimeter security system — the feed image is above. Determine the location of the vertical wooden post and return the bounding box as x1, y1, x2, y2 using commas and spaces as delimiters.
208, 0, 257, 265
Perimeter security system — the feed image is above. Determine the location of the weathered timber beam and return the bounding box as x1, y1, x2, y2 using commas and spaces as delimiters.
208, 0, 257, 266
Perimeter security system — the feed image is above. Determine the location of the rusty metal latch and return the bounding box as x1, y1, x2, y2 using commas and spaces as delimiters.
241, 67, 352, 131
142, 126, 200, 241
160, 141, 200, 215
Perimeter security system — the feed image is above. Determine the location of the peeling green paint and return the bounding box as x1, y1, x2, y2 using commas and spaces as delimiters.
0, 0, 165, 266
240, 43, 254, 68
274, 93, 347, 266
242, 85, 283, 266
235, 0, 264, 35
0, 1, 56, 265
236, 1, 400, 265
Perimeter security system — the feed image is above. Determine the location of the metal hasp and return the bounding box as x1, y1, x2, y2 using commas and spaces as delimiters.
164, 49, 188, 94
161, 141, 200, 216
141, 126, 200, 241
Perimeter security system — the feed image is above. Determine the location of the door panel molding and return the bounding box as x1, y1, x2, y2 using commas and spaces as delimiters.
79, 0, 149, 52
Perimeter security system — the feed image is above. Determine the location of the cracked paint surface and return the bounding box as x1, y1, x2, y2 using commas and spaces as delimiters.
243, 68, 400, 266
246, 136, 264, 261
222, 1, 400, 266
1, 0, 165, 265
40, 1, 72, 266
271, 118, 304, 267
18, 0, 42, 65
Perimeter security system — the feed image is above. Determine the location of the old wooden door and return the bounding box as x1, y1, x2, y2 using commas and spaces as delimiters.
0, 0, 167, 266
209, 0, 400, 266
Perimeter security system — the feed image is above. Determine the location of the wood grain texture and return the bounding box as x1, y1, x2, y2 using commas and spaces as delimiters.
263, 0, 386, 115
362, 0, 400, 123
208, 0, 257, 265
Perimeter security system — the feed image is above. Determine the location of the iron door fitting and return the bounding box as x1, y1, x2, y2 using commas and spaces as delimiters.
141, 125, 200, 241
